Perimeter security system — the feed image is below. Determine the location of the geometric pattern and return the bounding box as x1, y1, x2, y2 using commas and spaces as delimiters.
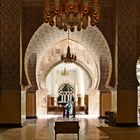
58, 83, 74, 94
22, 5, 44, 86
0, 0, 21, 90
117, 0, 138, 90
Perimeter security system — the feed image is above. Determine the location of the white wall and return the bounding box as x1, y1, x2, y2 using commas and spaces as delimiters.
45, 64, 89, 97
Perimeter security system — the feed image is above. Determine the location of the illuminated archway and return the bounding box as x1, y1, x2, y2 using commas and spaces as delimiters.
24, 23, 112, 117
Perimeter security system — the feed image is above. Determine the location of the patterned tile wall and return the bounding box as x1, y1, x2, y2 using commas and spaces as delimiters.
117, 0, 138, 90
137, 25, 140, 58
0, 0, 21, 90
97, 6, 116, 89
22, 5, 44, 85
136, 0, 140, 60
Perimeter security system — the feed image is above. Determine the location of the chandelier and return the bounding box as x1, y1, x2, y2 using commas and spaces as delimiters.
61, 30, 76, 63
61, 67, 69, 76
44, 0, 100, 32
61, 46, 76, 63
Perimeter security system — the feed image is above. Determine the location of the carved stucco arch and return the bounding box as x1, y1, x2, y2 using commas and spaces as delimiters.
38, 38, 99, 90
137, 57, 140, 84
25, 23, 112, 90
41, 60, 94, 89
25, 53, 37, 89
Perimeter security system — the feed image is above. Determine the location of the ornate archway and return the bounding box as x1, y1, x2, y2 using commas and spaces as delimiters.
24, 23, 112, 117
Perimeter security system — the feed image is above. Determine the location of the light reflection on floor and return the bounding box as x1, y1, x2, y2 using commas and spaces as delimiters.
1, 115, 140, 140
0, 115, 110, 140
37, 114, 99, 119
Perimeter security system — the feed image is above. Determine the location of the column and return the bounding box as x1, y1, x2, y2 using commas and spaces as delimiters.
77, 68, 85, 106
77, 68, 85, 95
26, 90, 37, 119
116, 0, 138, 126
88, 89, 100, 117
64, 94, 66, 102
0, 0, 25, 126
100, 90, 111, 117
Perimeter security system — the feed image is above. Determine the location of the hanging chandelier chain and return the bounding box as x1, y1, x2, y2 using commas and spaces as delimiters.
60, 30, 76, 63
68, 29, 69, 47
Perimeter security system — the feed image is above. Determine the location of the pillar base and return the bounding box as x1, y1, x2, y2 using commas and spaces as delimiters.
0, 121, 27, 127
116, 123, 138, 127
26, 116, 37, 119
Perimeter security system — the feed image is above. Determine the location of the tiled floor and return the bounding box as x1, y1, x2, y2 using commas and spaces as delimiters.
0, 115, 110, 140
1, 115, 140, 140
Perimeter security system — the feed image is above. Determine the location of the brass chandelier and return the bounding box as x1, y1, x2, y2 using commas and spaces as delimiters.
44, 0, 100, 32
61, 46, 76, 63
61, 30, 76, 63
61, 67, 69, 76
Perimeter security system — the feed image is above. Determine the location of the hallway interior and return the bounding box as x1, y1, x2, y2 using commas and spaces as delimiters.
0, 1, 140, 140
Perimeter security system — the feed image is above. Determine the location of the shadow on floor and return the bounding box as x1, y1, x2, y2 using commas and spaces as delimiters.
0, 128, 9, 134
98, 126, 140, 140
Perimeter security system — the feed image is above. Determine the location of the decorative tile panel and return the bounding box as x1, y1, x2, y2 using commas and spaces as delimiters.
0, 0, 21, 90
117, 0, 138, 90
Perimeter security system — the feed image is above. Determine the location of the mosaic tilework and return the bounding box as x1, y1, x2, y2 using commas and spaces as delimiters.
0, 0, 21, 90
97, 6, 116, 89
117, 0, 138, 90
22, 5, 44, 86
137, 25, 140, 58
